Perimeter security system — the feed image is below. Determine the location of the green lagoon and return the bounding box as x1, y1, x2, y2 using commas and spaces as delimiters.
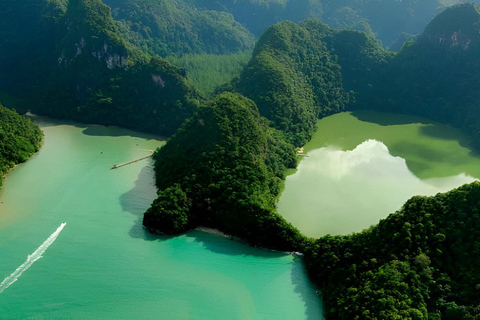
0, 117, 321, 319
278, 111, 480, 238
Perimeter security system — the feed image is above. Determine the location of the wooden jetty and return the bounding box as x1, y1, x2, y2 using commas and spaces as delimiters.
111, 152, 153, 170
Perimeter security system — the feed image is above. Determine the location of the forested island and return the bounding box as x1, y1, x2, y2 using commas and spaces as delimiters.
2, 0, 480, 318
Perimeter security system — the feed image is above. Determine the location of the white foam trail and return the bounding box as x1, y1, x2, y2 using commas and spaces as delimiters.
0, 222, 66, 294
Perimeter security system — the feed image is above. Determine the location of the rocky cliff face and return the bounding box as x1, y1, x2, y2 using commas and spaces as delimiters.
55, 0, 137, 69
422, 4, 480, 51
57, 36, 128, 69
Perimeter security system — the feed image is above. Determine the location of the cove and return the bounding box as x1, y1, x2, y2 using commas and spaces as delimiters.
0, 117, 322, 319
278, 111, 480, 238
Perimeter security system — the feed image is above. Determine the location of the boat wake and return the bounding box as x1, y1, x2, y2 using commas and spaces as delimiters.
0, 222, 66, 294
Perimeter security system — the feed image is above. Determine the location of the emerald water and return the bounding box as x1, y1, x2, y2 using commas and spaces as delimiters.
0, 117, 322, 319
278, 111, 480, 238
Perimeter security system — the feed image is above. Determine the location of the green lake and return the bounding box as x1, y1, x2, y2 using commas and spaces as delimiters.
278, 111, 480, 238
0, 117, 322, 319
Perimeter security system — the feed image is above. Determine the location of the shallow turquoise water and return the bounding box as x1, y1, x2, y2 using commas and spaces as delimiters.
0, 118, 322, 319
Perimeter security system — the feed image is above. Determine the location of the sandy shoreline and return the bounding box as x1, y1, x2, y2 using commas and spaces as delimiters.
194, 226, 304, 257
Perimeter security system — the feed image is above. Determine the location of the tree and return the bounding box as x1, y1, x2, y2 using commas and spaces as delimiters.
143, 184, 192, 234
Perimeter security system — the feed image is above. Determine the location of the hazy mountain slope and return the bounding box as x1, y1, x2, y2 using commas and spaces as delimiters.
234, 21, 349, 146
194, 0, 459, 48
103, 0, 255, 57
369, 4, 480, 149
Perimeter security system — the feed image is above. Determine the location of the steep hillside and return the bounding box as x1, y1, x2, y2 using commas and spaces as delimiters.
368, 4, 480, 149
0, 0, 200, 136
234, 19, 391, 146
143, 92, 305, 251
304, 182, 480, 319
234, 21, 348, 146
103, 0, 255, 57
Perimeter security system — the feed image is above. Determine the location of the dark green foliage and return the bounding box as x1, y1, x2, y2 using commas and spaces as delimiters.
365, 4, 480, 149
0, 103, 43, 188
235, 20, 351, 146
0, 0, 66, 88
143, 184, 192, 234
143, 92, 305, 251
303, 182, 480, 319
103, 0, 255, 57
326, 27, 393, 108
0, 0, 199, 136
76, 57, 200, 136
233, 19, 390, 146
336, 0, 442, 48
